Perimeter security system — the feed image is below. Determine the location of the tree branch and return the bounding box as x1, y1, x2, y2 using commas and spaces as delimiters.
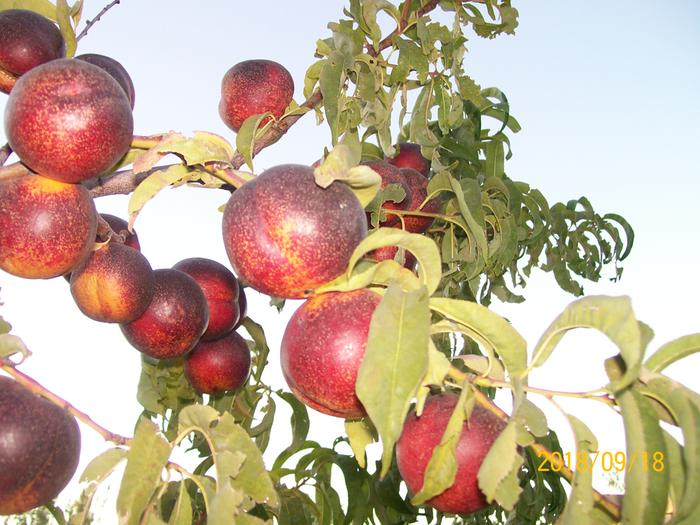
76, 0, 121, 42
0, 357, 131, 446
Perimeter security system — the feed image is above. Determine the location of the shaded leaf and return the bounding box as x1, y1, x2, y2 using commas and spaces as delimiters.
645, 333, 700, 373
356, 282, 430, 477
345, 419, 377, 469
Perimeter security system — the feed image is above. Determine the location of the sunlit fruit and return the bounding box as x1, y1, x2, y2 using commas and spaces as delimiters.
219, 59, 294, 132
0, 376, 80, 515
280, 289, 381, 418
0, 174, 97, 279
173, 257, 240, 341
4, 58, 133, 183
185, 331, 252, 395
222, 164, 367, 299
70, 243, 154, 323
396, 393, 507, 515
387, 142, 430, 177
120, 269, 209, 360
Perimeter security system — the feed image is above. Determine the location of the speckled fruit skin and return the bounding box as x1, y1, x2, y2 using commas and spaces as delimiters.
100, 213, 141, 250
173, 257, 240, 341
281, 289, 381, 418
222, 164, 367, 299
4, 58, 133, 183
388, 142, 431, 177
219, 59, 294, 132
362, 160, 412, 227
0, 10, 65, 77
70, 243, 154, 323
0, 376, 80, 516
0, 175, 97, 279
399, 167, 441, 233
120, 269, 209, 359
185, 331, 252, 395
396, 393, 507, 515
367, 245, 417, 270
76, 53, 135, 109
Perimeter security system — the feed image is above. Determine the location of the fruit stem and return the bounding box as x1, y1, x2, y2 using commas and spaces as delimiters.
0, 143, 12, 167
0, 357, 131, 446
0, 64, 16, 94
76, 0, 122, 42
446, 365, 622, 521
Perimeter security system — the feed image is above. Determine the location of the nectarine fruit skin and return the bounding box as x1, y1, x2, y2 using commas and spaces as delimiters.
0, 175, 97, 279
222, 164, 367, 299
219, 59, 293, 132
4, 58, 133, 183
399, 167, 441, 233
70, 243, 154, 323
0, 377, 80, 516
100, 213, 141, 250
173, 257, 240, 341
185, 331, 251, 395
396, 393, 507, 515
387, 142, 431, 177
120, 269, 209, 360
76, 53, 135, 109
281, 289, 381, 418
0, 9, 65, 77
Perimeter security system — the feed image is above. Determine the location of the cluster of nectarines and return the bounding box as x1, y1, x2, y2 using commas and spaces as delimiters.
0, 7, 502, 519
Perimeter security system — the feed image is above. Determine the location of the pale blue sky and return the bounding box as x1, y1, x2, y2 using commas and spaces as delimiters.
0, 1, 698, 520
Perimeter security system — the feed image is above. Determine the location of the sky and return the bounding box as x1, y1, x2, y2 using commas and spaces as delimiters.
0, 0, 699, 522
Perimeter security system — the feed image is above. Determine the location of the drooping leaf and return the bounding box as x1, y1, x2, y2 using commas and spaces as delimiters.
477, 420, 522, 510
558, 414, 598, 525
117, 418, 172, 525
618, 387, 669, 525
345, 419, 377, 469
645, 333, 700, 373
412, 385, 473, 505
0, 0, 56, 19
167, 480, 192, 525
0, 333, 30, 361
80, 447, 127, 484
429, 297, 527, 376
236, 113, 272, 171
529, 295, 643, 391
55, 0, 76, 57
356, 282, 430, 477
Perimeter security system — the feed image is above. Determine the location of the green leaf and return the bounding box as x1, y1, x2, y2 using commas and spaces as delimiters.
345, 419, 377, 469
55, 0, 76, 57
242, 317, 270, 382
356, 282, 430, 477
80, 447, 127, 484
412, 385, 473, 505
515, 399, 548, 438
0, 333, 30, 361
477, 421, 522, 510
235, 113, 272, 171
117, 418, 172, 525
529, 296, 643, 391
415, 341, 452, 414
178, 405, 279, 509
277, 487, 321, 525
558, 415, 597, 525
0, 0, 57, 19
313, 143, 381, 207
167, 481, 192, 525
645, 333, 700, 373
0, 315, 10, 334
319, 52, 346, 144
128, 165, 192, 228
618, 387, 669, 525
429, 297, 527, 376
338, 228, 442, 295
272, 391, 310, 473
207, 484, 246, 525
160, 132, 234, 166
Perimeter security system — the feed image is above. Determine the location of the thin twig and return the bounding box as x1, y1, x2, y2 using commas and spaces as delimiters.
0, 144, 12, 166
0, 357, 131, 446
76, 0, 121, 42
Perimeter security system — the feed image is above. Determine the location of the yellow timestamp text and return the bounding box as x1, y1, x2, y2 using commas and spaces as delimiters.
537, 450, 665, 474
